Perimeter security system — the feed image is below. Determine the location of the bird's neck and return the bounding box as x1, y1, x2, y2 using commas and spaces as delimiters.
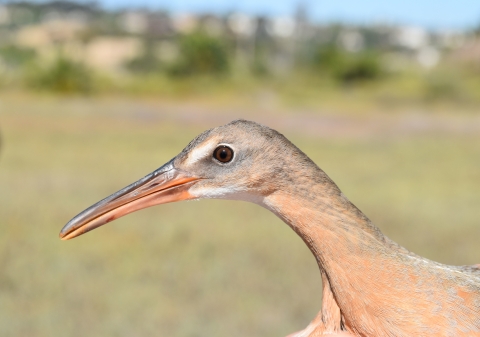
260, 167, 479, 336
261, 174, 409, 326
262, 174, 393, 268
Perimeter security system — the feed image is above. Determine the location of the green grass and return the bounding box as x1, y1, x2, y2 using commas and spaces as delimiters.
0, 93, 479, 337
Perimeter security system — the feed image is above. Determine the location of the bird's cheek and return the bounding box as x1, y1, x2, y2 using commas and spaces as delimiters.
188, 183, 241, 200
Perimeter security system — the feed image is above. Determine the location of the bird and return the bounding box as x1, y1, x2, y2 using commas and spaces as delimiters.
60, 119, 480, 337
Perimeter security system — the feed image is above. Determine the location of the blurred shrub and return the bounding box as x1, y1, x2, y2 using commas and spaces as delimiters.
251, 59, 270, 77
127, 53, 162, 74
314, 45, 384, 83
27, 57, 93, 94
339, 53, 383, 83
168, 32, 229, 77
0, 45, 36, 68
314, 45, 346, 74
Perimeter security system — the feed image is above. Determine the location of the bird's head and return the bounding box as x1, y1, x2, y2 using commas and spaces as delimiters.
59, 120, 315, 240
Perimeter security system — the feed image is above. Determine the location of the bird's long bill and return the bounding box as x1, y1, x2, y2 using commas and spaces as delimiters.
59, 160, 200, 241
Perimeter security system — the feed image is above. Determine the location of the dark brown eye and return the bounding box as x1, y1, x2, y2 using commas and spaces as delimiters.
213, 146, 234, 163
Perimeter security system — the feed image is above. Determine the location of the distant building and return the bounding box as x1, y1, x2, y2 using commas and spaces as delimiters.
267, 16, 296, 38
118, 11, 148, 35
15, 19, 86, 48
199, 14, 224, 37
227, 13, 256, 37
147, 11, 173, 38
0, 5, 11, 25
393, 26, 429, 50
84, 37, 142, 72
338, 30, 365, 52
172, 13, 198, 34
416, 46, 440, 69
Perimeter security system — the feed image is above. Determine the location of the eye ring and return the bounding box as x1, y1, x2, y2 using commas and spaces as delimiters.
213, 145, 234, 163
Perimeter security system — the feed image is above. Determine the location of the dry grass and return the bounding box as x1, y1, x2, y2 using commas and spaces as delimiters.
0, 93, 479, 337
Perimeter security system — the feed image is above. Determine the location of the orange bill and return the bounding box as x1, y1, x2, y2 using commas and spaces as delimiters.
59, 160, 201, 240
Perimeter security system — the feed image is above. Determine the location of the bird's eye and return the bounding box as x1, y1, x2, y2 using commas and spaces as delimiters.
213, 146, 234, 163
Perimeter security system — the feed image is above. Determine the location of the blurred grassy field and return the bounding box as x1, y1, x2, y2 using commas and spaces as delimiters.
0, 92, 479, 337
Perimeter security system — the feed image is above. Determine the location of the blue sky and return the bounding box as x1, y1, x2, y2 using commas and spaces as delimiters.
91, 0, 480, 30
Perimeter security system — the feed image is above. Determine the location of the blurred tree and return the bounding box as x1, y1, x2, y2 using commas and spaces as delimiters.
126, 39, 162, 74
314, 45, 384, 83
338, 52, 384, 83
314, 45, 348, 75
27, 56, 93, 94
167, 32, 229, 76
251, 16, 273, 77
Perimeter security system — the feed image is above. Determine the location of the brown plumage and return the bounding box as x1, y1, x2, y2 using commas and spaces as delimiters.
60, 120, 480, 336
